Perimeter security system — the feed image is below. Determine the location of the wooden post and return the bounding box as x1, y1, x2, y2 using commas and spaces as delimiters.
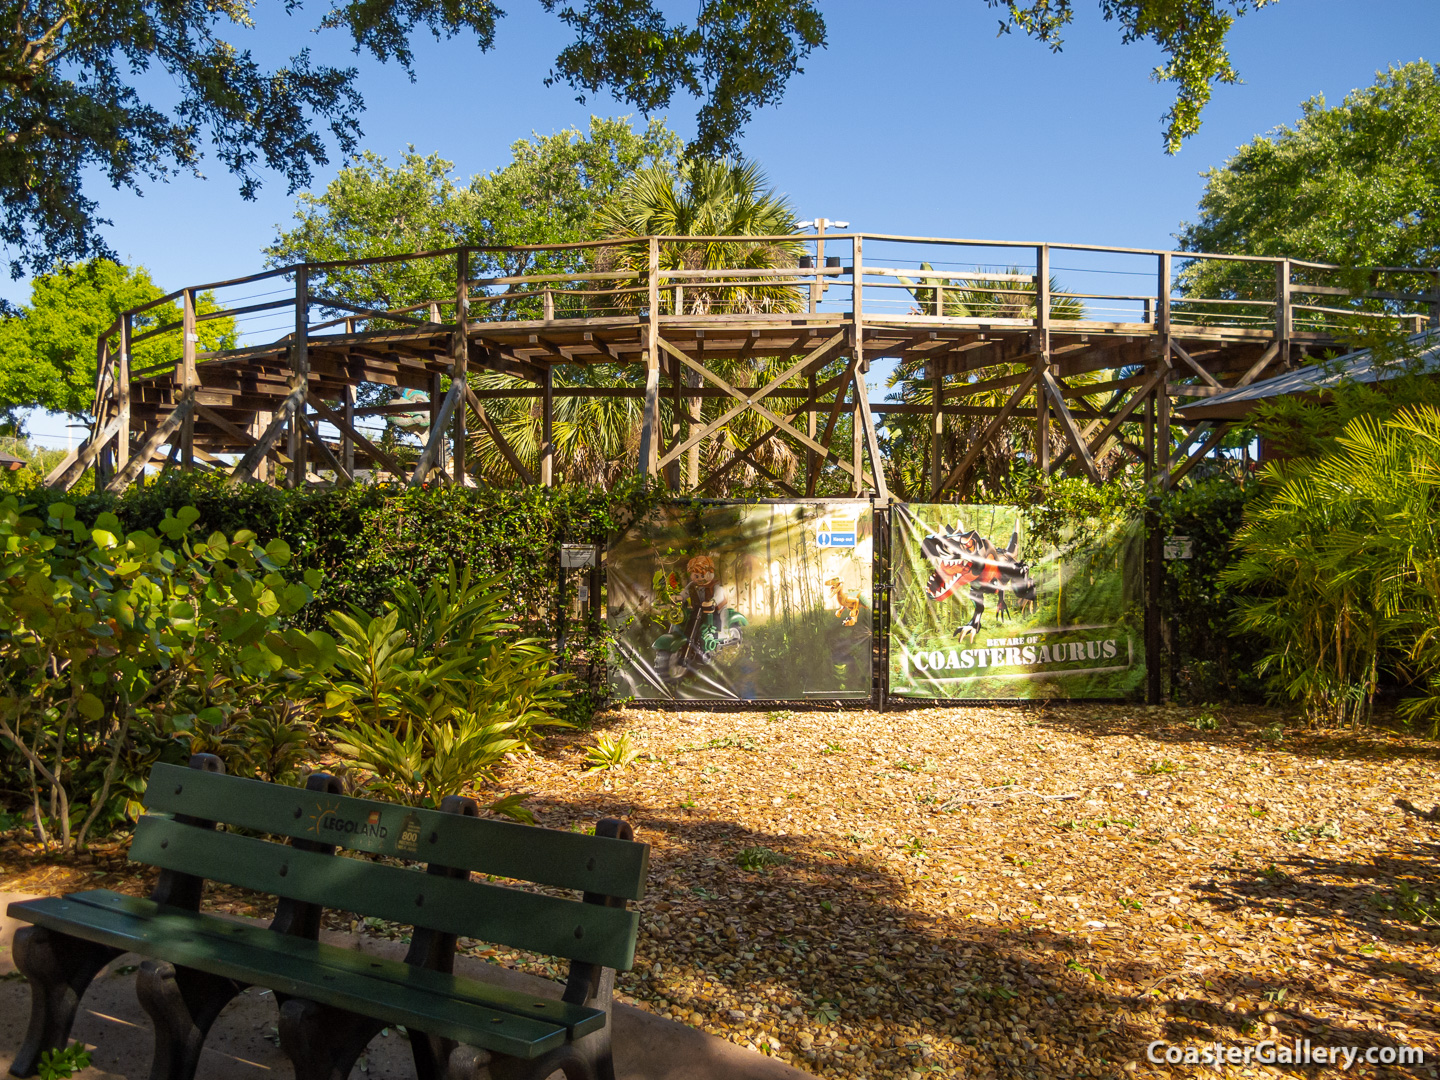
638, 237, 661, 477
806, 372, 817, 493
431, 370, 448, 476
666, 352, 682, 490
929, 359, 943, 495
813, 222, 827, 313
1145, 496, 1163, 705
94, 340, 113, 487
543, 287, 554, 322
341, 386, 355, 477
286, 268, 309, 488
117, 314, 132, 477
852, 393, 863, 496
1035, 245, 1050, 474
852, 234, 866, 496
1430, 271, 1440, 330
1275, 258, 1293, 370
181, 288, 197, 471
452, 249, 469, 485
540, 365, 555, 487
1156, 253, 1172, 489
852, 235, 864, 367
686, 367, 700, 489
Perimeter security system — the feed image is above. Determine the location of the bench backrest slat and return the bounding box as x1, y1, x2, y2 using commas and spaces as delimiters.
129, 816, 639, 971
142, 764, 648, 901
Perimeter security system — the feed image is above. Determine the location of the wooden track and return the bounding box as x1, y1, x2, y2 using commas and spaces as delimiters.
47, 234, 1439, 497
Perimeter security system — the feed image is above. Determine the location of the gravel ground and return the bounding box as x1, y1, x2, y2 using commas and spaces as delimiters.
4, 702, 1438, 1079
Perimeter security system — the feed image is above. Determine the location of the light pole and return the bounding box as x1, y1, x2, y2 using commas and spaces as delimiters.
796, 218, 849, 312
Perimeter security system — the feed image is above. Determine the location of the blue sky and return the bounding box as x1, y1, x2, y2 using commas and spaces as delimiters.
11, 0, 1437, 444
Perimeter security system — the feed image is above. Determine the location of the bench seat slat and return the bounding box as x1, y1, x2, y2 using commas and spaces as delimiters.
143, 764, 648, 900
35, 891, 607, 1037
6, 893, 573, 1058
129, 816, 639, 971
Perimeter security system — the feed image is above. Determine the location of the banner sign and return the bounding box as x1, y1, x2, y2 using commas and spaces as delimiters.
889, 504, 1145, 700
608, 501, 874, 701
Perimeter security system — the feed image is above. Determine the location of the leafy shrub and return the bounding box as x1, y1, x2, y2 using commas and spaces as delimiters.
0, 497, 318, 849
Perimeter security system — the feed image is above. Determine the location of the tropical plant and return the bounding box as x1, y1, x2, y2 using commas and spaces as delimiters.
310, 563, 573, 805
1224, 405, 1440, 730
469, 157, 819, 493
583, 732, 641, 773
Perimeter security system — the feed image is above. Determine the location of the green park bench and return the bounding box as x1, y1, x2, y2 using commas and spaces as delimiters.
7, 754, 649, 1080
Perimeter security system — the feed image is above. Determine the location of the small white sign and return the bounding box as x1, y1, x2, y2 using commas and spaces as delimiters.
560, 543, 597, 568
1164, 536, 1194, 560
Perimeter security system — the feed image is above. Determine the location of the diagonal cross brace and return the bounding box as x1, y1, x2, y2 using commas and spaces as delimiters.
654, 334, 855, 477
1040, 370, 1102, 483
932, 367, 1040, 498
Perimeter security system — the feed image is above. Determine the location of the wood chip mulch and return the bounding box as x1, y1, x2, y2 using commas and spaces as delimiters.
4, 702, 1438, 1080
498, 703, 1440, 1079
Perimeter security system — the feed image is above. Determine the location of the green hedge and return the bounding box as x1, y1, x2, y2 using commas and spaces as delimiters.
29, 473, 662, 638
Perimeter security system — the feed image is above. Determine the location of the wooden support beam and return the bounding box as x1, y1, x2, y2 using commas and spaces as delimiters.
410, 375, 463, 486
464, 384, 535, 485
342, 385, 356, 476
540, 365, 555, 486
1234, 341, 1281, 389
854, 361, 890, 501
232, 383, 308, 483
117, 315, 132, 476
808, 360, 856, 496
638, 237, 661, 477
44, 416, 122, 491
1052, 369, 1165, 470
298, 413, 352, 483
181, 288, 197, 470
654, 336, 858, 479
933, 368, 1040, 498
1040, 371, 1102, 484
1169, 339, 1223, 389
106, 397, 193, 494
582, 331, 621, 362
305, 394, 407, 479
929, 361, 943, 494
1167, 423, 1231, 486
285, 269, 310, 488
736, 329, 762, 362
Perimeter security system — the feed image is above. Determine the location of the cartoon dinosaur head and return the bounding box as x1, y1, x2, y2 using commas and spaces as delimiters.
920, 523, 986, 601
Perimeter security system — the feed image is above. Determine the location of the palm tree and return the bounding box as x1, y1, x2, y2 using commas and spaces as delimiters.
596, 159, 805, 315
464, 158, 815, 493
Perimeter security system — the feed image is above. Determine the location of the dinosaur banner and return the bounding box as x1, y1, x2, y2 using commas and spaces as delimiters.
889, 504, 1145, 700
607, 501, 874, 701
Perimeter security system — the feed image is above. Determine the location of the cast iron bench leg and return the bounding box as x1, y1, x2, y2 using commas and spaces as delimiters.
448, 1044, 596, 1080
136, 961, 247, 1080
277, 998, 390, 1080
9, 926, 122, 1078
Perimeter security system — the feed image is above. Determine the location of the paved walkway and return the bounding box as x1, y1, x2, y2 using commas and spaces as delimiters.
1, 892, 812, 1080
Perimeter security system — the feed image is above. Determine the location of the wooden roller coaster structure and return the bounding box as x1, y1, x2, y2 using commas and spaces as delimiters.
45, 232, 1440, 499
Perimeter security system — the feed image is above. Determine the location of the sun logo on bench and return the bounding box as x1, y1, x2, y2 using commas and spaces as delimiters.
306, 801, 344, 837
